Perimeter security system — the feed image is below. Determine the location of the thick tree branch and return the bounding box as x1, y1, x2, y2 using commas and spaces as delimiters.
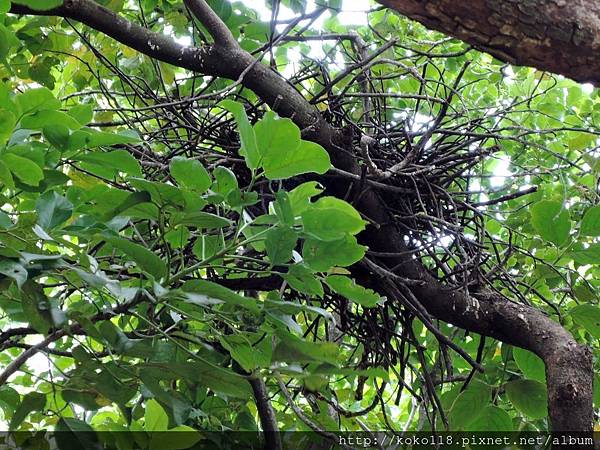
249, 377, 282, 450
183, 0, 238, 48
376, 0, 600, 85
9, 0, 593, 433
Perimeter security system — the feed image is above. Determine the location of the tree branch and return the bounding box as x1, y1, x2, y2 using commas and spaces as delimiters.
249, 377, 282, 450
183, 0, 238, 48
376, 0, 600, 86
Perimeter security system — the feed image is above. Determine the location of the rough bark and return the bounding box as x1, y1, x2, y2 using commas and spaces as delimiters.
377, 0, 600, 85
249, 378, 282, 450
9, 0, 594, 433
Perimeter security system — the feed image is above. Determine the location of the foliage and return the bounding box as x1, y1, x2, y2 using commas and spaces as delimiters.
0, 0, 599, 447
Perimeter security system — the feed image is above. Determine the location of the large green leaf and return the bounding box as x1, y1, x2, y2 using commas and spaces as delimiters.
448, 382, 491, 429
9, 392, 46, 430
302, 197, 365, 241
265, 226, 297, 264
303, 235, 366, 271
182, 279, 260, 313
15, 87, 59, 114
35, 191, 73, 230
13, 0, 64, 11
0, 109, 15, 143
85, 129, 140, 147
143, 361, 252, 399
222, 100, 260, 169
169, 156, 211, 193
530, 200, 570, 246
571, 243, 600, 265
1, 153, 43, 186
220, 334, 271, 372
273, 329, 338, 364
172, 211, 232, 229
570, 304, 600, 338
581, 205, 600, 236
0, 260, 27, 289
145, 399, 169, 432
75, 150, 142, 176
325, 275, 381, 307
288, 181, 323, 214
55, 418, 100, 450
513, 347, 546, 382
149, 425, 202, 450
468, 406, 514, 431
104, 236, 167, 280
21, 110, 81, 130
283, 264, 323, 297
43, 125, 70, 150
255, 111, 330, 179
505, 379, 548, 419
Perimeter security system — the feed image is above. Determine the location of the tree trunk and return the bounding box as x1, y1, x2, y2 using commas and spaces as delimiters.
377, 0, 600, 86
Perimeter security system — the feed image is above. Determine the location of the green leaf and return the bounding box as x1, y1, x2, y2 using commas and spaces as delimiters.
172, 211, 232, 229
0, 160, 14, 189
85, 129, 141, 147
530, 200, 570, 246
222, 100, 260, 169
21, 280, 61, 333
273, 329, 338, 364
211, 166, 239, 196
35, 191, 73, 230
169, 156, 211, 193
570, 304, 600, 339
505, 379, 548, 419
283, 264, 323, 297
104, 236, 167, 280
21, 110, 82, 130
43, 124, 70, 149
13, 0, 63, 10
55, 418, 100, 450
0, 210, 12, 229
104, 191, 152, 220
0, 386, 19, 416
571, 243, 600, 265
9, 392, 46, 430
68, 104, 94, 126
145, 399, 169, 432
0, 109, 16, 143
303, 235, 366, 271
0, 260, 27, 289
75, 150, 142, 176
468, 406, 514, 431
273, 190, 294, 226
143, 361, 252, 399
255, 112, 330, 179
302, 197, 365, 241
288, 181, 323, 214
1, 153, 44, 186
581, 205, 600, 236
265, 226, 297, 265
129, 178, 184, 206
15, 87, 60, 114
182, 279, 260, 313
149, 426, 202, 450
513, 347, 546, 382
219, 334, 271, 372
449, 382, 491, 429
264, 140, 330, 180
325, 275, 381, 307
